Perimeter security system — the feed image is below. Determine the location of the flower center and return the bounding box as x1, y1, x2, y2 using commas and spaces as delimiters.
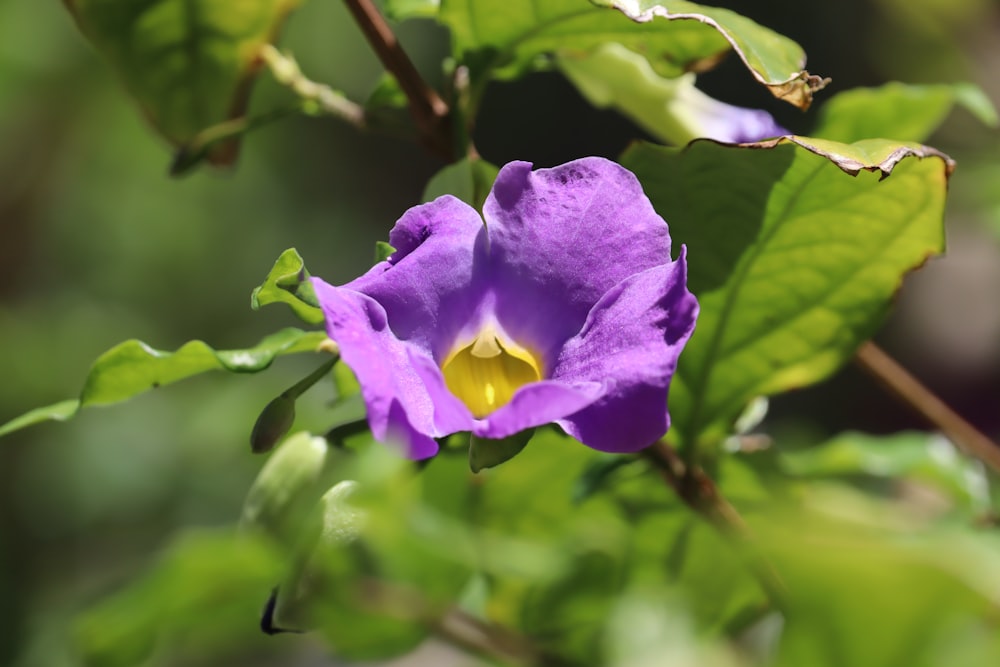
441, 327, 543, 418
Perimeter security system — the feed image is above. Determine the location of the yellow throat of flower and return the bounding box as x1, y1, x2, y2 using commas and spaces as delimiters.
441, 327, 543, 418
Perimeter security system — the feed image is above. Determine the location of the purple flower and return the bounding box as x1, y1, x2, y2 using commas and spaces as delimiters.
312, 158, 698, 459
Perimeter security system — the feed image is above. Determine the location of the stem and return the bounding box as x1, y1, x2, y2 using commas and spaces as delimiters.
854, 341, 1000, 473
260, 45, 366, 127
643, 440, 788, 611
341, 0, 452, 159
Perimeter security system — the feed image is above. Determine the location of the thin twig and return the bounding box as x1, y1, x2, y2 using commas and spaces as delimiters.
643, 440, 789, 611
260, 45, 366, 127
341, 0, 452, 159
854, 340, 1000, 473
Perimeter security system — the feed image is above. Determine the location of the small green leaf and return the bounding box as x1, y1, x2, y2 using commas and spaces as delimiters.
421, 157, 499, 209
622, 138, 951, 450
64, 0, 302, 166
251, 248, 324, 324
0, 328, 327, 438
814, 81, 999, 144
374, 241, 397, 264
469, 428, 535, 472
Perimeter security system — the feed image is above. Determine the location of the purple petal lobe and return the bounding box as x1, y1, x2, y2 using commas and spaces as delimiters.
345, 195, 488, 359
312, 279, 474, 459
552, 249, 698, 452
483, 157, 673, 359
472, 380, 603, 440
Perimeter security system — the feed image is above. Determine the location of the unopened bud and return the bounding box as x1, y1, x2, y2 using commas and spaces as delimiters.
250, 394, 296, 454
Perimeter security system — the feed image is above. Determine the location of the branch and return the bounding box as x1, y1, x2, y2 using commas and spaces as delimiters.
643, 440, 788, 611
854, 340, 1000, 473
341, 0, 452, 159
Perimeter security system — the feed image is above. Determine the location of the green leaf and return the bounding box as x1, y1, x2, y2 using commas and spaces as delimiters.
621, 139, 951, 450
439, 0, 823, 109
814, 81, 999, 144
469, 428, 535, 472
598, 0, 826, 108
0, 328, 328, 438
781, 431, 989, 512
64, 0, 301, 166
74, 530, 284, 667
759, 498, 1000, 667
251, 248, 324, 324
374, 241, 397, 264
384, 0, 441, 20
421, 157, 500, 210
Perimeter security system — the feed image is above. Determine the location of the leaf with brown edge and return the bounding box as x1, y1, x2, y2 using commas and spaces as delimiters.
749, 136, 956, 179
63, 0, 301, 168
622, 138, 951, 452
598, 0, 828, 109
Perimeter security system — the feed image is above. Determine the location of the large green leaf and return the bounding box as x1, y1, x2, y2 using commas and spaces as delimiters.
599, 0, 825, 108
439, 0, 822, 110
63, 0, 300, 165
758, 494, 1000, 667
621, 139, 951, 451
780, 431, 990, 513
0, 328, 327, 438
814, 81, 999, 144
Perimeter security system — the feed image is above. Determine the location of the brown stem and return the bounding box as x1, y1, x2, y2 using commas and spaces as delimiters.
854, 340, 1000, 473
644, 440, 789, 611
341, 0, 452, 159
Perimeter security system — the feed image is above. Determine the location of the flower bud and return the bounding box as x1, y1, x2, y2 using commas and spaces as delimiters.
250, 394, 296, 454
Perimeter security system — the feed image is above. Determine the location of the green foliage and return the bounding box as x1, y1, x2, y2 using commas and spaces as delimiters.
13, 2, 1000, 667
250, 248, 324, 324
421, 157, 500, 209
63, 0, 301, 165
781, 431, 989, 512
815, 81, 999, 144
622, 139, 949, 451
0, 328, 326, 437
596, 0, 823, 108
74, 530, 286, 667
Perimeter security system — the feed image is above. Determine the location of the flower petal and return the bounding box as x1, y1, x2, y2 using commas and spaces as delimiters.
483, 157, 673, 358
552, 249, 698, 453
472, 380, 604, 441
311, 279, 474, 459
344, 195, 488, 359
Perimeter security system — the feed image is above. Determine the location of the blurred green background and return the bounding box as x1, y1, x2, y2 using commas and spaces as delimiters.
1, 0, 998, 665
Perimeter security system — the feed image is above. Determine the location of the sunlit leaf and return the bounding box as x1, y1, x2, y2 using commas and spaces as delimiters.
439, 0, 823, 110
64, 0, 301, 165
0, 328, 327, 437
384, 0, 441, 20
598, 0, 826, 108
250, 247, 324, 324
622, 139, 951, 449
815, 81, 999, 144
781, 431, 989, 512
